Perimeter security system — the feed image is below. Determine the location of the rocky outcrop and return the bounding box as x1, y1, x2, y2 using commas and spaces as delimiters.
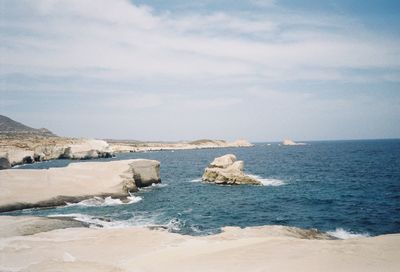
129, 159, 161, 187
0, 148, 35, 169
109, 139, 254, 153
0, 156, 11, 170
282, 139, 306, 146
59, 139, 113, 160
0, 139, 115, 169
202, 154, 261, 185
228, 139, 253, 147
0, 159, 160, 212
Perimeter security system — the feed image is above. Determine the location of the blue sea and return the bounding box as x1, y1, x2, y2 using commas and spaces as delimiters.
7, 140, 400, 238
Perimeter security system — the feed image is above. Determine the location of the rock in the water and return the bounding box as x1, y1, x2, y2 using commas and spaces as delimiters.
202, 154, 261, 185
229, 139, 253, 147
210, 154, 237, 168
282, 139, 306, 146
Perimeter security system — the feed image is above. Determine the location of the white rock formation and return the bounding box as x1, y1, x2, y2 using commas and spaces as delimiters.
0, 148, 35, 168
0, 159, 160, 212
282, 139, 307, 146
61, 139, 113, 159
202, 154, 261, 185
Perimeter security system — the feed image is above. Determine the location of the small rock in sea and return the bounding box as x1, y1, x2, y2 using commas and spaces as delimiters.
202, 154, 261, 185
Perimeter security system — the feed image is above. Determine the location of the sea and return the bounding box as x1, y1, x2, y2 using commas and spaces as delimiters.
7, 139, 400, 239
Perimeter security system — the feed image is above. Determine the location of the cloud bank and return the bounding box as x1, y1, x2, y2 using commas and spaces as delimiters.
1, 0, 399, 140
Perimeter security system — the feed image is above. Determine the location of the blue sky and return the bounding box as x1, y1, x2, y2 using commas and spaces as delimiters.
0, 0, 399, 141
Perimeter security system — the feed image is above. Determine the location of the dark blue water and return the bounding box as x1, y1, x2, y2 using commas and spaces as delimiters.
7, 140, 400, 236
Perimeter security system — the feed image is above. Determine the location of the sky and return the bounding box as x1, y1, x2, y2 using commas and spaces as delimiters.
0, 0, 399, 141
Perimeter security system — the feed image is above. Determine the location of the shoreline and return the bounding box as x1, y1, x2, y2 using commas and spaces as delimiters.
0, 136, 253, 169
0, 159, 161, 212
1, 215, 399, 272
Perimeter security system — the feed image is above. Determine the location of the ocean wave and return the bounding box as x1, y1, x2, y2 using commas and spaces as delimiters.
247, 174, 286, 186
65, 195, 142, 207
48, 213, 204, 235
151, 183, 168, 188
166, 218, 184, 232
327, 228, 369, 239
49, 213, 159, 229
49, 213, 122, 228
188, 178, 202, 183
139, 183, 168, 191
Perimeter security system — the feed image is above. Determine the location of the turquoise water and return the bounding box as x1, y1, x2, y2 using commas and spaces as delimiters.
7, 140, 400, 237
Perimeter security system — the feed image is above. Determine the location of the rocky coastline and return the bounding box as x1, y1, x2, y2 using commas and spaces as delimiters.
0, 159, 160, 212
0, 136, 253, 170
0, 216, 398, 272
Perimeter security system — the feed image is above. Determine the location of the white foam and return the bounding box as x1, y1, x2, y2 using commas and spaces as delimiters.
151, 183, 168, 188
327, 228, 370, 239
188, 178, 202, 183
66, 195, 142, 207
247, 174, 286, 186
139, 183, 168, 192
49, 213, 147, 229
166, 218, 184, 232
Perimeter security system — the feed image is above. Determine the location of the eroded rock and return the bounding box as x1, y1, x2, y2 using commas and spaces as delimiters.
202, 154, 261, 185
0, 159, 161, 212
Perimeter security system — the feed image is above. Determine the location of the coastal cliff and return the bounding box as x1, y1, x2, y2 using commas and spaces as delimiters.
0, 159, 160, 212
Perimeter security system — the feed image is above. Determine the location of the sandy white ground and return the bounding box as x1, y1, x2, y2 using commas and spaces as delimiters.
0, 216, 398, 272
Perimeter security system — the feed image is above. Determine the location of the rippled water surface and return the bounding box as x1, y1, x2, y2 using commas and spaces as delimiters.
8, 140, 400, 236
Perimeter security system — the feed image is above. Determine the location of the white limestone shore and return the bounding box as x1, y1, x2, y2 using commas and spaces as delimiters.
0, 138, 253, 169
0, 216, 399, 272
0, 159, 160, 212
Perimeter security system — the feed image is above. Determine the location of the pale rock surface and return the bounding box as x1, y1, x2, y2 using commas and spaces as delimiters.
229, 139, 253, 147
0, 148, 35, 166
0, 139, 115, 169
130, 159, 161, 187
61, 139, 113, 159
202, 154, 261, 185
109, 139, 254, 153
282, 139, 306, 146
0, 216, 86, 238
209, 154, 237, 168
0, 219, 398, 272
0, 159, 160, 212
0, 156, 11, 170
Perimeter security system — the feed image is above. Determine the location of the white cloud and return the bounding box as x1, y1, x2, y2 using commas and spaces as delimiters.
1, 0, 399, 85
1, 0, 399, 140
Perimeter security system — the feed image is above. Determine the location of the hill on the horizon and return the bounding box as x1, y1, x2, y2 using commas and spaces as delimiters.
0, 115, 57, 137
